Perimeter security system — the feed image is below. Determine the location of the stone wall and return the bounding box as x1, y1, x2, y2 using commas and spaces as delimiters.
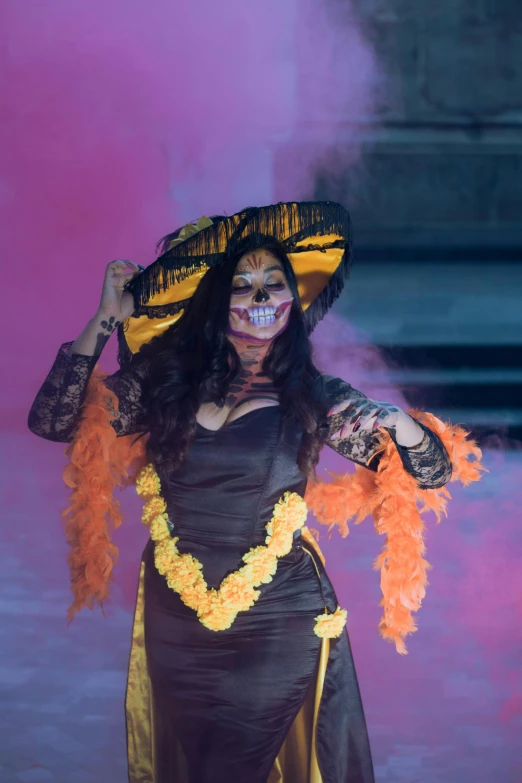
315, 1, 522, 251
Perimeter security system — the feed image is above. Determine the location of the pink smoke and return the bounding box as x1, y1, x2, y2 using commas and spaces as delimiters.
1, 0, 379, 427
312, 313, 409, 475
313, 315, 522, 744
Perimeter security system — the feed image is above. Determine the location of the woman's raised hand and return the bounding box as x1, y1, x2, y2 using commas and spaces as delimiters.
98, 260, 142, 321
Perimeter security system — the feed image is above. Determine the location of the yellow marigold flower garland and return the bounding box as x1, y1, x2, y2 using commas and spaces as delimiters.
314, 606, 348, 638
136, 463, 348, 636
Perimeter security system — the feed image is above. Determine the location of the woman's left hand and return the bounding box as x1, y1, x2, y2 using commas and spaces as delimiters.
327, 397, 412, 441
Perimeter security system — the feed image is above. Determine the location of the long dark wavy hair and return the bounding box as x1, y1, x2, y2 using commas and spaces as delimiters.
137, 236, 328, 477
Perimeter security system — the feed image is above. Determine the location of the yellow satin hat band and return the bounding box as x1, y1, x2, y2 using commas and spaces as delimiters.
123, 233, 345, 355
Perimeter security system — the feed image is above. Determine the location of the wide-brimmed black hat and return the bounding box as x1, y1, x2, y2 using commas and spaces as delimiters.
118, 201, 352, 365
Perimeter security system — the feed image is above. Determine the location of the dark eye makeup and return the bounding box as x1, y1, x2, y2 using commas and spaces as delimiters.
231, 269, 287, 295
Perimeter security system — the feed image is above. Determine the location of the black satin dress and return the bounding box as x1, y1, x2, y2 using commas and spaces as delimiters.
145, 406, 374, 783
28, 343, 453, 783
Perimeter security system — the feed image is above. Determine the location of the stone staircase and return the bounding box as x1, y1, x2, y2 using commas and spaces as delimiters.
373, 344, 522, 446
332, 261, 522, 448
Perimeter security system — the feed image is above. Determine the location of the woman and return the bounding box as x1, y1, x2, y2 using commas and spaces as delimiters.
28, 202, 470, 783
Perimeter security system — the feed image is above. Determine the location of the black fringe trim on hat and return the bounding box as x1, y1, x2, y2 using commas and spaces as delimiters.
128, 201, 351, 308
132, 299, 189, 319
303, 241, 353, 334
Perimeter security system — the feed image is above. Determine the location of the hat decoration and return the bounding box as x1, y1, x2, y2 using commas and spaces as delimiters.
168, 215, 215, 248
118, 201, 352, 365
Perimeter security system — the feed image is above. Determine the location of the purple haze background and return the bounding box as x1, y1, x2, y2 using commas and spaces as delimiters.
1, 1, 521, 781
1, 0, 378, 426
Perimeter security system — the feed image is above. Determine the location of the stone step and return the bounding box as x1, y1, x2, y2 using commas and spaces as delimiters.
376, 344, 522, 369
359, 344, 522, 446
432, 408, 522, 426
362, 368, 522, 384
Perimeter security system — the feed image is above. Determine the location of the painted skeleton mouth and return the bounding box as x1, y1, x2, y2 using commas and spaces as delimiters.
230, 300, 292, 330
247, 306, 278, 327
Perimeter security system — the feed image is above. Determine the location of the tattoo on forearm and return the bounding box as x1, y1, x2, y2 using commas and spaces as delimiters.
95, 316, 121, 355
100, 316, 120, 333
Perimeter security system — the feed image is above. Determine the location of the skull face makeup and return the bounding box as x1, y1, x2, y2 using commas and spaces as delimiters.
228, 250, 294, 343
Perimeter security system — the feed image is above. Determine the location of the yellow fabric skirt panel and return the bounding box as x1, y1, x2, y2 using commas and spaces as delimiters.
125, 560, 328, 783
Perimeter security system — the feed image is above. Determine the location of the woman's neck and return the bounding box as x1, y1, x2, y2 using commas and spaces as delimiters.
227, 333, 272, 363
226, 333, 278, 408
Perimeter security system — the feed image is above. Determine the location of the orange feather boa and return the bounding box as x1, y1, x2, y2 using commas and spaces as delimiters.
63, 375, 484, 654
62, 370, 146, 621
305, 412, 485, 653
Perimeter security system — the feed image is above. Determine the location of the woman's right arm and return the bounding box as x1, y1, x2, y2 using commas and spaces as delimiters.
28, 260, 143, 442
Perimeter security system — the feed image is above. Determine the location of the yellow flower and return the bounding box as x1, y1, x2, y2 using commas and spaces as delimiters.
219, 572, 259, 611
314, 606, 348, 638
154, 538, 178, 573
165, 553, 204, 593
199, 590, 238, 630
199, 606, 237, 632
241, 547, 278, 584
148, 513, 171, 542
136, 464, 162, 498
265, 527, 294, 557
142, 496, 167, 524
273, 492, 308, 531
179, 580, 211, 613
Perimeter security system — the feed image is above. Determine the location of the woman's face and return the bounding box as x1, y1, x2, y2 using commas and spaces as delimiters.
228, 249, 294, 342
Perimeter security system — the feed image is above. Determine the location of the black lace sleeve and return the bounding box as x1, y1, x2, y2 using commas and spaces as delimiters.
28, 342, 148, 442
386, 422, 453, 489
322, 375, 452, 490
102, 360, 148, 437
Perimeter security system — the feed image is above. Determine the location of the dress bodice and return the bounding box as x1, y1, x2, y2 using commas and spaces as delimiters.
27, 342, 453, 590
158, 406, 306, 587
